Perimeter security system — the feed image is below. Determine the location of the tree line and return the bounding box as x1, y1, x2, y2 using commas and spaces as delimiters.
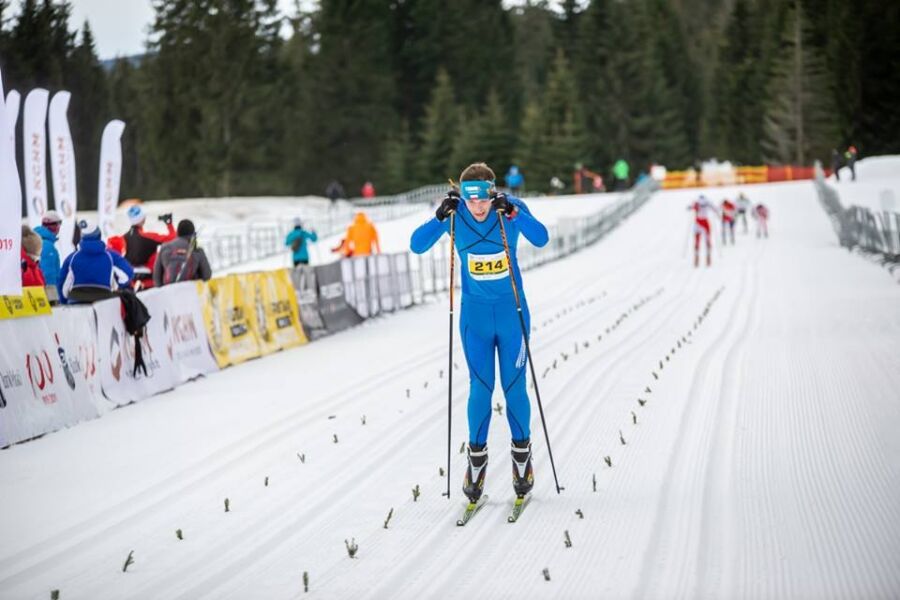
0, 0, 897, 206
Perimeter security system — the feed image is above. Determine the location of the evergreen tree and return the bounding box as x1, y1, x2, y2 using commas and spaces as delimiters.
377, 120, 414, 195
417, 68, 459, 184
762, 0, 837, 164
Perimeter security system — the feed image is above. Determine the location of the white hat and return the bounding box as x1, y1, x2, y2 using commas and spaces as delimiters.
42, 210, 63, 225
127, 204, 146, 225
78, 218, 101, 239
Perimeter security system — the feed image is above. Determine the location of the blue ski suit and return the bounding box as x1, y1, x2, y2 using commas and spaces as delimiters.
410, 197, 548, 445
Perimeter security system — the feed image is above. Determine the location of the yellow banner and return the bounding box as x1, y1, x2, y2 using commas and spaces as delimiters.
0, 287, 52, 320
196, 275, 261, 367
246, 270, 308, 355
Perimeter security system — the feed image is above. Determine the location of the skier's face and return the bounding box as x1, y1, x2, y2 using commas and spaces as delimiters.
466, 199, 492, 222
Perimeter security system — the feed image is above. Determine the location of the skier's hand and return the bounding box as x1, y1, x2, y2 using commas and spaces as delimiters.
491, 192, 514, 215
158, 213, 173, 225
435, 191, 460, 221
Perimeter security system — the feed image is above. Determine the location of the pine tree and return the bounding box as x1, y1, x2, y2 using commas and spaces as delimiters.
378, 120, 414, 194
417, 68, 459, 185
762, 0, 838, 165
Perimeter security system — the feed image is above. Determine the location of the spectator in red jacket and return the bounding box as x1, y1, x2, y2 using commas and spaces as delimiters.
21, 225, 46, 287
122, 204, 176, 289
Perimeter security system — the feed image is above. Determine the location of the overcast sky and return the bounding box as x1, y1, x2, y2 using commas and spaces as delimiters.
9, 0, 571, 60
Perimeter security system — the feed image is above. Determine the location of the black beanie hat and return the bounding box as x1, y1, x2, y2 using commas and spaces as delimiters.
177, 219, 195, 237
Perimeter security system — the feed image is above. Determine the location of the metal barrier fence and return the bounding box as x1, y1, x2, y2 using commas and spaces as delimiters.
813, 162, 900, 273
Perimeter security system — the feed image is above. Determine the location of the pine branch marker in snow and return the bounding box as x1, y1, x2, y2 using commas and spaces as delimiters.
439, 467, 445, 477
361, 415, 366, 425
652, 371, 658, 380
412, 485, 420, 502
297, 453, 306, 463
564, 530, 573, 548
638, 398, 647, 407
632, 411, 638, 424
51, 591, 59, 600
122, 550, 135, 573
406, 388, 410, 398
384, 508, 394, 529
645, 386, 652, 393
345, 538, 358, 559
424, 380, 428, 389
459, 441, 466, 454
224, 498, 230, 512
333, 434, 339, 444
176, 529, 183, 540
265, 476, 269, 487
542, 568, 551, 581
575, 509, 584, 519
604, 456, 612, 468
592, 473, 597, 492
619, 430, 626, 445
303, 571, 309, 593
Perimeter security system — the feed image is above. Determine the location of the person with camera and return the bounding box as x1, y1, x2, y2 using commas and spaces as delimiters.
121, 205, 176, 290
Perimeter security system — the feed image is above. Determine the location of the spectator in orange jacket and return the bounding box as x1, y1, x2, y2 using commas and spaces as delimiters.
344, 212, 381, 256
21, 225, 46, 287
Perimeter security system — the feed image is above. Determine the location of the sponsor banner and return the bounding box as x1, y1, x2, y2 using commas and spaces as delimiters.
97, 120, 125, 239
0, 286, 52, 319
289, 264, 328, 340
314, 260, 363, 334
4, 89, 19, 151
249, 270, 308, 355
23, 88, 50, 227
0, 306, 104, 447
155, 283, 220, 382
94, 293, 177, 405
196, 275, 261, 367
0, 69, 23, 297
48, 91, 78, 259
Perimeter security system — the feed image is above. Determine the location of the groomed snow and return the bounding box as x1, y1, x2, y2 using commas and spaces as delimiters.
1, 173, 899, 599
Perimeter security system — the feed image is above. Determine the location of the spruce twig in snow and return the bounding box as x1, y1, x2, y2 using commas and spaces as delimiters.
303, 571, 309, 593
659, 360, 664, 370
423, 381, 428, 389
564, 530, 573, 548
406, 388, 410, 398
176, 529, 183, 540
265, 476, 269, 487
224, 498, 230, 512
632, 411, 638, 424
439, 467, 445, 477
412, 485, 420, 502
652, 371, 658, 380
592, 473, 597, 492
297, 453, 306, 463
645, 386, 652, 393
333, 434, 339, 444
361, 415, 366, 425
575, 509, 584, 519
122, 550, 135, 572
619, 430, 626, 445
51, 591, 59, 600
384, 508, 394, 529
439, 369, 443, 379
459, 442, 466, 454
345, 538, 358, 559
604, 456, 612, 468
637, 398, 647, 407
542, 568, 551, 581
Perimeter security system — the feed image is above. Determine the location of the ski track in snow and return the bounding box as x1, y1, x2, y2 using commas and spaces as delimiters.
2, 178, 900, 599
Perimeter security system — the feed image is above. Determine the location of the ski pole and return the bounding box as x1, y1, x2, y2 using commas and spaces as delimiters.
495, 208, 563, 494
443, 211, 456, 498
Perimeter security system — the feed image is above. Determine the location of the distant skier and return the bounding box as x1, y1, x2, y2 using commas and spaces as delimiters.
721, 198, 736, 245
753, 203, 770, 238
736, 192, 751, 234
688, 194, 719, 267
410, 162, 549, 503
831, 148, 843, 182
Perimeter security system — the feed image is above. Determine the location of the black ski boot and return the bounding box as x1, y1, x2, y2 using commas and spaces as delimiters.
463, 443, 488, 502
511, 439, 534, 496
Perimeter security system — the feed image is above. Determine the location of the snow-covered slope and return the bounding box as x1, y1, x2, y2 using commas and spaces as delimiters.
1, 179, 899, 600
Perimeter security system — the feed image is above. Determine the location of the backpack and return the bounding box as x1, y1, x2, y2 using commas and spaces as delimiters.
118, 288, 152, 377
291, 236, 302, 253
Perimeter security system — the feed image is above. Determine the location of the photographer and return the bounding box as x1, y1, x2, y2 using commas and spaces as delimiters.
122, 205, 176, 290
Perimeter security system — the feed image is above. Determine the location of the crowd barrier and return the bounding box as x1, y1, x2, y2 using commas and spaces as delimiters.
1, 181, 657, 447
813, 162, 900, 275
663, 164, 824, 189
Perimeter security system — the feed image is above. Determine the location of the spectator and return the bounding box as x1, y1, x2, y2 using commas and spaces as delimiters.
21, 225, 45, 287
34, 210, 62, 286
153, 219, 212, 286
612, 159, 630, 190
845, 145, 858, 181
122, 204, 176, 289
58, 219, 134, 304
592, 175, 605, 193
361, 181, 376, 198
326, 180, 345, 203
331, 238, 352, 258
285, 218, 318, 267
572, 163, 601, 194
505, 165, 525, 194
344, 211, 380, 256
831, 148, 843, 181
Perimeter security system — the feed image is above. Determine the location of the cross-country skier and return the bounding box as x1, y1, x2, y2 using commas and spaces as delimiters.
721, 197, 736, 246
736, 192, 751, 233
688, 194, 719, 267
410, 162, 549, 503
753, 203, 770, 238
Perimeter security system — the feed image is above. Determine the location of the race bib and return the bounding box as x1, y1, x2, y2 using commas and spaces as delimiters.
468, 251, 509, 281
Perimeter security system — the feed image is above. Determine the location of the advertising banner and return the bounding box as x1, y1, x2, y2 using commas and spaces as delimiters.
314, 260, 363, 334
153, 283, 219, 382
4, 89, 18, 148
97, 119, 125, 239
249, 269, 307, 355
0, 286, 52, 319
0, 69, 23, 297
196, 275, 261, 367
289, 264, 328, 340
22, 88, 50, 227
0, 308, 104, 447
48, 91, 78, 259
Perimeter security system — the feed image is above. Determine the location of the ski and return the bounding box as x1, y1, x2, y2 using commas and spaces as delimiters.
456, 494, 489, 526
507, 493, 532, 523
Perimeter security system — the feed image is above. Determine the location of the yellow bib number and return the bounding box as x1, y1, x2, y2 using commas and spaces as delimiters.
468, 252, 509, 281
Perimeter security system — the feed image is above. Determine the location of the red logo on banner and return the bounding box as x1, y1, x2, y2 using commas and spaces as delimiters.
26, 351, 57, 404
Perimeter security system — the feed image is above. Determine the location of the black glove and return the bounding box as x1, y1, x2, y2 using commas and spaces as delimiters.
158, 213, 173, 225
491, 192, 513, 215
435, 191, 460, 221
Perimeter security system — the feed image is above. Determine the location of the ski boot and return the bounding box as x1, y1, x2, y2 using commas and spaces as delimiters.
463, 443, 488, 502
511, 439, 534, 496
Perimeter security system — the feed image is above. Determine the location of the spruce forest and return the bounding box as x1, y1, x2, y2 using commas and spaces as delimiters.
1, 0, 897, 206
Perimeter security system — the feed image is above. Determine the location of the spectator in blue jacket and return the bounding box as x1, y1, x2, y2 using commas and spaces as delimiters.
34, 210, 63, 286
58, 219, 134, 304
285, 218, 318, 266
505, 165, 525, 194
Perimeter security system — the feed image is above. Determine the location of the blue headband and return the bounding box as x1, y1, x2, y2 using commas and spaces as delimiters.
460, 180, 494, 200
